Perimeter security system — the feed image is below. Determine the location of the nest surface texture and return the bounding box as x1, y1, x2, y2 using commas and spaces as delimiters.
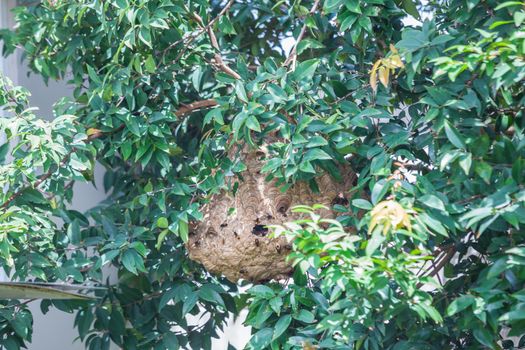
187, 147, 355, 282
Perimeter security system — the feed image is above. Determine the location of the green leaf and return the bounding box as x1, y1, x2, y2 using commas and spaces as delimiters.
294, 309, 315, 323
121, 249, 138, 275
459, 153, 472, 174
494, 1, 523, 10
232, 111, 248, 137
272, 315, 291, 340
306, 136, 328, 148
440, 150, 461, 171
76, 309, 93, 340
67, 220, 81, 245
475, 161, 492, 183
371, 179, 390, 204
324, 0, 344, 12
447, 295, 475, 316
267, 83, 287, 102
138, 27, 152, 47
179, 220, 189, 243
401, 0, 421, 19
352, 199, 373, 210
204, 108, 224, 125
250, 328, 273, 349
420, 302, 443, 323
0, 143, 9, 163
101, 216, 119, 237
419, 194, 446, 212
269, 297, 283, 314
1, 337, 20, 350
366, 229, 386, 256
121, 140, 132, 160
245, 115, 261, 132
144, 55, 156, 73
109, 308, 125, 340
345, 0, 362, 13
9, 312, 31, 339
163, 332, 179, 348
296, 39, 325, 55
156, 229, 169, 250
293, 59, 319, 81
159, 287, 179, 311
182, 292, 198, 316
299, 161, 316, 173
499, 308, 525, 321
157, 217, 169, 229
473, 328, 495, 348
397, 29, 427, 51
199, 284, 225, 307
235, 80, 248, 102
248, 285, 275, 299
358, 16, 373, 33
444, 121, 466, 149
86, 65, 101, 84
303, 148, 332, 162
261, 158, 282, 173
514, 11, 525, 26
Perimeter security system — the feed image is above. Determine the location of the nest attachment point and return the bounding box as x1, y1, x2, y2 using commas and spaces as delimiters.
187, 147, 355, 283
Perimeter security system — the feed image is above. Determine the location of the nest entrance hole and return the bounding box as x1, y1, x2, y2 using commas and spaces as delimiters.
252, 224, 268, 236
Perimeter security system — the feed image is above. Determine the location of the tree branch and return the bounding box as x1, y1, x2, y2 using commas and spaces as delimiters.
417, 246, 456, 288
175, 99, 218, 117
162, 1, 237, 75
190, 1, 241, 80
283, 0, 321, 68
427, 247, 455, 278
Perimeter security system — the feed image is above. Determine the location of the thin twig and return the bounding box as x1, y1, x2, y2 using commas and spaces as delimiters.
427, 247, 455, 278
417, 246, 455, 288
419, 250, 447, 277
190, 2, 241, 80
431, 259, 444, 286
174, 0, 235, 54
165, 0, 239, 80
11, 298, 37, 310
283, 0, 321, 69
175, 99, 219, 117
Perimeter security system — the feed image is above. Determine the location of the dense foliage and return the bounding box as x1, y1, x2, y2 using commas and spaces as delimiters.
0, 0, 525, 349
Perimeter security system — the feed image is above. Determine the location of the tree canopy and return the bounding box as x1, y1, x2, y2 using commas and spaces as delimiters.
0, 0, 525, 349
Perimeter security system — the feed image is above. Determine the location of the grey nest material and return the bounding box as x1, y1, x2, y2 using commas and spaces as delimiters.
187, 147, 355, 283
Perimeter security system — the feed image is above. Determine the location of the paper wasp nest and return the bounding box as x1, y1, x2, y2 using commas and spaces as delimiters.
187, 146, 355, 282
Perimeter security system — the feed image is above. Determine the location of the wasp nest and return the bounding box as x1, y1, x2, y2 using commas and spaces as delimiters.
187, 147, 355, 283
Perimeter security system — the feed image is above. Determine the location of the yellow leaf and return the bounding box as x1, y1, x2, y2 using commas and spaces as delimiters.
303, 342, 317, 350
378, 66, 389, 88
390, 54, 404, 68
87, 128, 102, 136
369, 215, 379, 234
371, 59, 382, 71
370, 69, 378, 93
369, 200, 411, 235
370, 60, 382, 93
389, 43, 398, 54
